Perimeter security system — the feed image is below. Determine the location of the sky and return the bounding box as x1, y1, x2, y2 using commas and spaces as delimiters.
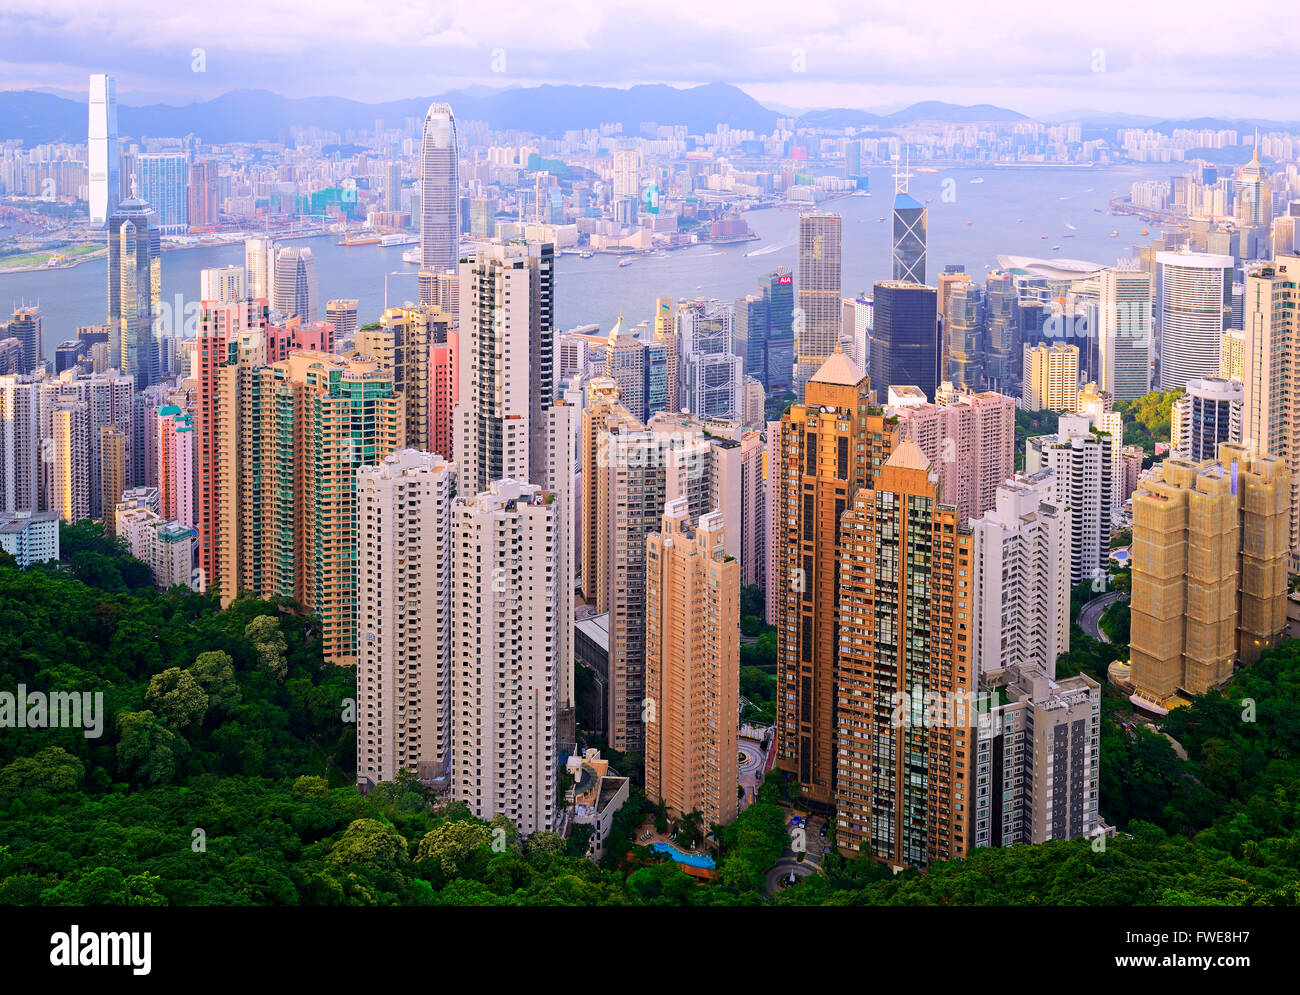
2, 0, 1298, 120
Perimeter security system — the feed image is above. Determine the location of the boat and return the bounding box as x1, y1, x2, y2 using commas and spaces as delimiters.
1041, 234, 1048, 239
337, 234, 380, 246
379, 233, 416, 246
970, 177, 985, 184
618, 257, 634, 268
1140, 227, 1150, 236
1109, 230, 1119, 238
402, 247, 422, 265
580, 250, 593, 259
966, 220, 973, 226
1052, 245, 1061, 250
878, 217, 886, 222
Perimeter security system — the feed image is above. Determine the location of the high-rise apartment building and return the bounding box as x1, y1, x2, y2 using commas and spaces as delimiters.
326, 299, 359, 349
200, 266, 245, 304
454, 241, 554, 494
1027, 413, 1115, 585
419, 103, 460, 275
50, 402, 90, 524
0, 375, 40, 514
970, 472, 1070, 678
450, 478, 560, 836
157, 404, 195, 528
1242, 258, 1300, 563
834, 439, 972, 864
244, 237, 276, 303
794, 213, 842, 397
1022, 343, 1080, 413
645, 502, 739, 830
1172, 377, 1243, 463
774, 351, 896, 807
356, 451, 456, 788
1130, 444, 1289, 706
4, 307, 43, 376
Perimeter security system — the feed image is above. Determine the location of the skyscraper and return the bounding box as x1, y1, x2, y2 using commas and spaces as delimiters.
1022, 343, 1080, 412
834, 439, 972, 864
946, 280, 985, 390
775, 351, 896, 807
984, 271, 1019, 392
794, 213, 842, 398
200, 266, 245, 304
244, 237, 276, 303
891, 164, 927, 284
4, 306, 43, 376
356, 450, 456, 787
87, 74, 118, 226
734, 293, 768, 390
677, 300, 742, 421
1098, 266, 1153, 401
419, 102, 460, 275
1028, 414, 1115, 585
0, 375, 40, 514
644, 502, 740, 830
1172, 377, 1243, 463
871, 281, 940, 400
761, 268, 795, 394
454, 241, 554, 494
134, 153, 189, 234
187, 160, 219, 228
107, 199, 161, 389
1156, 251, 1233, 392
450, 478, 560, 836
272, 246, 319, 323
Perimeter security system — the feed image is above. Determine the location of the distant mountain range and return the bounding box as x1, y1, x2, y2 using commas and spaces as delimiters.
1, 83, 1296, 146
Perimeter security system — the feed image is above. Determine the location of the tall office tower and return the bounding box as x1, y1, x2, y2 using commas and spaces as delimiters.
194, 299, 269, 592
1221, 329, 1246, 381
735, 293, 769, 390
187, 160, 219, 227
1021, 343, 1080, 412
200, 266, 245, 304
384, 161, 403, 213
107, 198, 161, 389
1157, 251, 1233, 392
936, 266, 970, 375
644, 502, 739, 829
794, 213, 842, 398
984, 271, 1018, 392
970, 472, 1070, 679
1098, 265, 1153, 401
418, 269, 460, 317
841, 295, 872, 371
891, 169, 927, 285
99, 427, 128, 534
355, 450, 456, 788
419, 102, 460, 275
946, 280, 985, 390
0, 376, 40, 513
653, 296, 679, 412
0, 339, 23, 376
455, 241, 554, 494
156, 405, 195, 528
325, 299, 359, 349
1242, 258, 1300, 562
1235, 146, 1272, 229
1029, 414, 1114, 585
1273, 215, 1296, 258
889, 387, 1015, 526
973, 664, 1101, 848
775, 351, 897, 806
450, 478, 559, 836
430, 325, 458, 461
272, 246, 319, 322
133, 153, 188, 234
1130, 444, 1289, 707
5, 306, 43, 375
761, 269, 795, 394
87, 74, 119, 226
50, 403, 91, 524
871, 281, 940, 400
835, 440, 972, 864
677, 300, 742, 421
243, 237, 277, 303
363, 306, 435, 451
604, 317, 648, 422
645, 336, 672, 418
1172, 377, 1243, 463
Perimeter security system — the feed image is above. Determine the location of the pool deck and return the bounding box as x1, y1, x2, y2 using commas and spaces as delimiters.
636, 826, 717, 877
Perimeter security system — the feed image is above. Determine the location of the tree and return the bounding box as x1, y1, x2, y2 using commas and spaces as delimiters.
115, 710, 187, 785
245, 615, 288, 682
416, 821, 491, 877
189, 650, 241, 711
145, 668, 209, 728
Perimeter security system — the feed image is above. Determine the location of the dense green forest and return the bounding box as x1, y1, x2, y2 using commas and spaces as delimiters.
1, 524, 1299, 904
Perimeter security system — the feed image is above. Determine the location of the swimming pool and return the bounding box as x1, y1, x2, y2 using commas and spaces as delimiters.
645, 840, 716, 869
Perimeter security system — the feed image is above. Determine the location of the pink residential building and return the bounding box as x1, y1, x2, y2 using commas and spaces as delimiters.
157, 404, 196, 529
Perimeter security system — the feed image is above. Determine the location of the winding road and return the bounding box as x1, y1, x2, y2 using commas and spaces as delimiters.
1079, 589, 1127, 643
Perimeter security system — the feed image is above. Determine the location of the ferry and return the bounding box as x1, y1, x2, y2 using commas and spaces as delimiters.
338, 233, 381, 246
618, 257, 634, 268
580, 250, 594, 259
379, 233, 416, 246
1040, 234, 1048, 239
1109, 230, 1120, 238
970, 177, 985, 184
